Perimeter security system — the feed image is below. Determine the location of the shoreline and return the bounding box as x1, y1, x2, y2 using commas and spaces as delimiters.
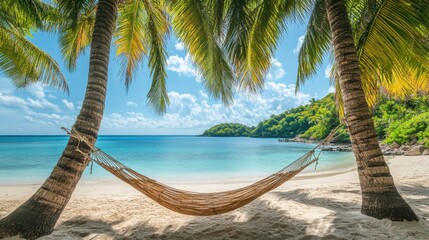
0, 158, 357, 188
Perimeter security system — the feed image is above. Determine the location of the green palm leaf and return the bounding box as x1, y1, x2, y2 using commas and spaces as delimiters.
58, 2, 95, 71
115, 0, 148, 88
296, 0, 330, 91
0, 26, 68, 92
169, 0, 235, 105
142, 0, 169, 113
356, 0, 429, 105
222, 0, 311, 93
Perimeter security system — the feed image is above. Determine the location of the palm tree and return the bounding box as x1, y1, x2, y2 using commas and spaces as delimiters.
0, 0, 68, 91
206, 0, 426, 220
321, 0, 421, 220
0, 0, 119, 238
0, 0, 235, 238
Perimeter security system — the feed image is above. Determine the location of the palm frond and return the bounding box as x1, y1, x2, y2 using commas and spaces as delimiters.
1, 0, 57, 31
296, 0, 331, 92
56, 0, 95, 29
207, 0, 228, 37
0, 26, 68, 92
142, 0, 169, 113
58, 2, 95, 71
238, 0, 288, 92
115, 0, 148, 88
169, 0, 235, 105
224, 0, 310, 93
356, 0, 429, 106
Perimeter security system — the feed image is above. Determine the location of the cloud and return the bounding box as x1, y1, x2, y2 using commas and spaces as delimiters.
266, 58, 286, 81
0, 85, 74, 133
325, 64, 333, 78
0, 87, 61, 113
328, 86, 336, 93
62, 99, 75, 110
293, 35, 305, 54
102, 85, 312, 132
199, 90, 208, 99
166, 54, 197, 78
174, 41, 184, 50
27, 84, 45, 99
25, 110, 74, 126
126, 101, 138, 107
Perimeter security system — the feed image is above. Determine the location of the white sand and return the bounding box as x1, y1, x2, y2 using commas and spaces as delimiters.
1, 155, 428, 239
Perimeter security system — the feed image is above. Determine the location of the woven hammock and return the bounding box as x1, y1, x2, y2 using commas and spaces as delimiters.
90, 147, 318, 216
63, 127, 339, 216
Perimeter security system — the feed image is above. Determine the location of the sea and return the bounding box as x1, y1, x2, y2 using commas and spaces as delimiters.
0, 136, 356, 184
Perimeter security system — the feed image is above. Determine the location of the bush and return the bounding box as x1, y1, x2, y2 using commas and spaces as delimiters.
385, 112, 429, 146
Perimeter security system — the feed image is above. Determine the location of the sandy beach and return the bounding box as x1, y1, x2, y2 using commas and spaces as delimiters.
1, 155, 428, 240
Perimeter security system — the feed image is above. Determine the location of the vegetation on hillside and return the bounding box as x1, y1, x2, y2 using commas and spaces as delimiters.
202, 94, 429, 146
202, 123, 254, 137
251, 94, 349, 141
373, 96, 429, 147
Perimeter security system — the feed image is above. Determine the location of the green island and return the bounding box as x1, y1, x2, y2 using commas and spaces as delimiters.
202, 94, 429, 147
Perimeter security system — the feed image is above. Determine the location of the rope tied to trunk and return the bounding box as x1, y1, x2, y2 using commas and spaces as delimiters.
61, 126, 95, 165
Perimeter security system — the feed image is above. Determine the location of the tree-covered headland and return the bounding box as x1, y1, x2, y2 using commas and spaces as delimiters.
202, 94, 429, 147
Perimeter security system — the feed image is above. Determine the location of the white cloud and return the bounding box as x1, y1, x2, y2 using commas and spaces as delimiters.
0, 86, 74, 133
325, 64, 333, 78
27, 84, 45, 99
328, 86, 336, 93
166, 54, 197, 78
174, 41, 185, 50
26, 97, 61, 112
48, 94, 57, 99
62, 99, 75, 110
126, 101, 138, 107
102, 85, 312, 132
266, 58, 286, 81
0, 92, 27, 106
199, 90, 208, 99
0, 88, 60, 113
293, 35, 305, 54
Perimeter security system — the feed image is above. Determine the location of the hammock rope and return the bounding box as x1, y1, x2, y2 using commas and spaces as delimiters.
62, 126, 342, 216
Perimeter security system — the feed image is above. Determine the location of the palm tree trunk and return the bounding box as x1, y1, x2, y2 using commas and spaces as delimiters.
324, 0, 417, 221
0, 0, 119, 238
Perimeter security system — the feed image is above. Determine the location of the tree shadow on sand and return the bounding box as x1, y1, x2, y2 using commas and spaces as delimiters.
272, 184, 429, 239
41, 197, 345, 240
40, 184, 429, 240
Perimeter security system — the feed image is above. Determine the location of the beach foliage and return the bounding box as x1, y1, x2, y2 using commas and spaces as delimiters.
374, 96, 429, 147
0, 0, 68, 91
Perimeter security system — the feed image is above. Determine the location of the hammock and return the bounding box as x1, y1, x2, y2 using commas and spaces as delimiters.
63, 127, 339, 216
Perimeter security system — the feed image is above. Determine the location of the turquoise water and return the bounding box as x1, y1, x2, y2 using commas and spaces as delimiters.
0, 136, 355, 184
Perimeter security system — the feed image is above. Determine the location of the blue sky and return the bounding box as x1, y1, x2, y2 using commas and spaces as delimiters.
0, 22, 333, 135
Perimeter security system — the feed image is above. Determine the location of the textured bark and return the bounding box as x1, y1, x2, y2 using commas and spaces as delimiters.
325, 0, 417, 221
0, 0, 119, 239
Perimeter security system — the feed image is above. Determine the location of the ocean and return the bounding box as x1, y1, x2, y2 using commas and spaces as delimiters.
0, 136, 355, 184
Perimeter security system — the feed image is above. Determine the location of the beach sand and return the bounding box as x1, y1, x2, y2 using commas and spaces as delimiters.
1, 155, 428, 239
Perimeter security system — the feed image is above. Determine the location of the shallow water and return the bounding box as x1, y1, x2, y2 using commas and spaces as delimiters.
0, 136, 355, 184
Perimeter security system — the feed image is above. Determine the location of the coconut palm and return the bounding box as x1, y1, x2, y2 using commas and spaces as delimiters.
0, 0, 68, 91
0, 0, 235, 238
220, 0, 426, 220
297, 0, 426, 220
